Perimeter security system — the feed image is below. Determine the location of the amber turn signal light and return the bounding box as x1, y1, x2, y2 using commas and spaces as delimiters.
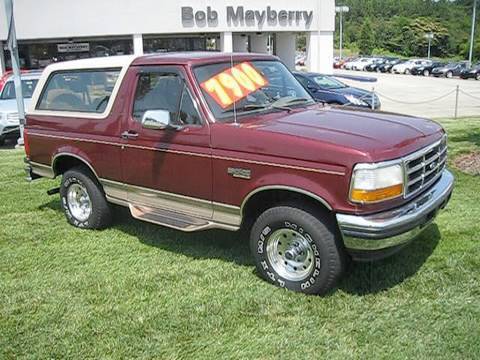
350, 184, 403, 203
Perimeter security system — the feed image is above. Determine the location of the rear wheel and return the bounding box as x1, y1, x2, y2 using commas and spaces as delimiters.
60, 166, 112, 229
0, 137, 4, 146
446, 71, 453, 78
405, 69, 411, 75
476, 73, 480, 81
423, 69, 430, 76
250, 206, 346, 295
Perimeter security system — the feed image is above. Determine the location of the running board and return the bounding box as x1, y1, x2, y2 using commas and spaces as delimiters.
129, 204, 216, 232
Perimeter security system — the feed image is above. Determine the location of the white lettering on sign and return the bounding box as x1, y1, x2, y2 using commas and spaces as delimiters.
57, 43, 90, 53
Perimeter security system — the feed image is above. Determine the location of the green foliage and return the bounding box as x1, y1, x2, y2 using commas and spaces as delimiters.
359, 18, 375, 55
1, 118, 480, 358
336, 0, 479, 59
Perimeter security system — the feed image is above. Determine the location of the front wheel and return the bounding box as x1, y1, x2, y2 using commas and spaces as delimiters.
60, 166, 112, 229
250, 206, 346, 295
476, 73, 480, 81
446, 71, 453, 78
423, 69, 430, 76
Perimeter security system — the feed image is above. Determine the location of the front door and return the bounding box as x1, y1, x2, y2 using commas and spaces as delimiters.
120, 65, 212, 219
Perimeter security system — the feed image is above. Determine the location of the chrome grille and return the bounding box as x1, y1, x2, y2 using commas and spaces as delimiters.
6, 112, 19, 124
404, 136, 447, 198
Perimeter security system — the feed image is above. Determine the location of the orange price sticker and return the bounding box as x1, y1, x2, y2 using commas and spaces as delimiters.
201, 62, 268, 108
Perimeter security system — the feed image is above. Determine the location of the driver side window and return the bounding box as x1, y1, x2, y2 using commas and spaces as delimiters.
132, 71, 202, 126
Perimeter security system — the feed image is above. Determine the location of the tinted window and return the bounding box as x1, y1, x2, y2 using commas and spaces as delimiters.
37, 69, 120, 113
1, 79, 39, 100
132, 73, 182, 122
132, 71, 201, 126
313, 75, 346, 89
177, 87, 202, 125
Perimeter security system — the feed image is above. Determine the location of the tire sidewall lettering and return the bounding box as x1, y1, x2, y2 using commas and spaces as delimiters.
256, 220, 322, 289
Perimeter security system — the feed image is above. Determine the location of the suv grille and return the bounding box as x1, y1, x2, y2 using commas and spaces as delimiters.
404, 136, 447, 198
6, 112, 19, 124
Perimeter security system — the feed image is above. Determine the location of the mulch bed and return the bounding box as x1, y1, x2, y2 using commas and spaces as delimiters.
453, 151, 480, 176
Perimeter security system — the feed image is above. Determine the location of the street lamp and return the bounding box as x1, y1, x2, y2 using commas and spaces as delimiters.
425, 33, 434, 59
468, 0, 477, 67
335, 5, 350, 60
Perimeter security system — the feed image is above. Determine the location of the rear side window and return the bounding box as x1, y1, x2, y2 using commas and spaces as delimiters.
37, 69, 120, 113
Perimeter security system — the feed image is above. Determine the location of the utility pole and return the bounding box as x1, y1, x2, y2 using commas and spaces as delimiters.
335, 6, 350, 60
468, 0, 478, 67
3, 0, 26, 146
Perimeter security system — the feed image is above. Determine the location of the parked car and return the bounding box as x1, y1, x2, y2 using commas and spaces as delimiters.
364, 58, 384, 72
25, 53, 453, 295
392, 59, 429, 74
0, 72, 41, 145
0, 68, 31, 93
460, 64, 480, 80
333, 57, 346, 69
344, 57, 376, 71
351, 57, 380, 71
377, 58, 404, 73
432, 62, 469, 78
410, 61, 444, 76
293, 71, 381, 109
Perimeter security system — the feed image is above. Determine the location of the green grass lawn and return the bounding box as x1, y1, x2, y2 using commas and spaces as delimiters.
1, 118, 479, 359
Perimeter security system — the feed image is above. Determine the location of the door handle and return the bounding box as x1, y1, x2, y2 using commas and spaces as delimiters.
121, 131, 139, 140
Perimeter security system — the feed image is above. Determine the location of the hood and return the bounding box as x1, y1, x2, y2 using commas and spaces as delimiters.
0, 98, 32, 113
213, 106, 444, 165
330, 86, 371, 98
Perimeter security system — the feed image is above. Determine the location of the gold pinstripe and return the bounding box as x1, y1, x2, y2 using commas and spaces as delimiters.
28, 131, 346, 176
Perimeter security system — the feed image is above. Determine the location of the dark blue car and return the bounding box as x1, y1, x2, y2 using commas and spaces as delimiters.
293, 72, 381, 110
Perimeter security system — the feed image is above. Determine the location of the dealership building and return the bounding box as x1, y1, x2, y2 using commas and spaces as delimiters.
0, 0, 335, 76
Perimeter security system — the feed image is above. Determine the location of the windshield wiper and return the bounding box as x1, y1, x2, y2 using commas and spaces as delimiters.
223, 103, 291, 114
270, 97, 315, 110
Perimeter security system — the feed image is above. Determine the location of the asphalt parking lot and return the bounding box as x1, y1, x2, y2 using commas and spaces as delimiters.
333, 69, 480, 119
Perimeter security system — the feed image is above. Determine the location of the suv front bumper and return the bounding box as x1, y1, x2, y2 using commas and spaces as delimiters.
336, 169, 454, 261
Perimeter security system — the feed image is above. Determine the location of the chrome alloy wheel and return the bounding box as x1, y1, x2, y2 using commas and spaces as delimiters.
67, 183, 92, 222
266, 228, 316, 281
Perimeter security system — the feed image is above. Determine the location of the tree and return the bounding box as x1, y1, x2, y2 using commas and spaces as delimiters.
359, 18, 375, 55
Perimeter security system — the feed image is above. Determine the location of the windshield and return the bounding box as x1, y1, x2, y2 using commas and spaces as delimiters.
194, 60, 314, 121
312, 75, 346, 90
0, 79, 39, 100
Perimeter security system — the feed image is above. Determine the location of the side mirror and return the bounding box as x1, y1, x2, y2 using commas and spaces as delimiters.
141, 110, 171, 130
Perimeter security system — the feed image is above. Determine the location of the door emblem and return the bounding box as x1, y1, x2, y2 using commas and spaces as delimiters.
228, 167, 251, 180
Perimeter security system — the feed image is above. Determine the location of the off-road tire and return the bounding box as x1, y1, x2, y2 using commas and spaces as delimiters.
250, 206, 346, 295
60, 166, 112, 229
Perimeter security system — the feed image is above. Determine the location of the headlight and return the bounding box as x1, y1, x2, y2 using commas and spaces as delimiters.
350, 163, 404, 203
345, 94, 368, 106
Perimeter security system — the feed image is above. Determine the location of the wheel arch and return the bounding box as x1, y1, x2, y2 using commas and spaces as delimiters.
240, 185, 334, 228
52, 152, 100, 180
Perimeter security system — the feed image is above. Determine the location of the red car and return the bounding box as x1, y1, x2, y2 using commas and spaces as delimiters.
24, 53, 454, 295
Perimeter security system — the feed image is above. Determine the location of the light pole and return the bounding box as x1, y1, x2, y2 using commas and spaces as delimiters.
425, 33, 434, 59
3, 0, 25, 146
468, 0, 477, 67
335, 6, 350, 60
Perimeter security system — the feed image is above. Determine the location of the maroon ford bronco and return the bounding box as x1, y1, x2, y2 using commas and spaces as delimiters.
24, 53, 454, 294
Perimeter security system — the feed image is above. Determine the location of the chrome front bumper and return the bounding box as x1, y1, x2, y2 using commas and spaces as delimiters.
336, 169, 454, 257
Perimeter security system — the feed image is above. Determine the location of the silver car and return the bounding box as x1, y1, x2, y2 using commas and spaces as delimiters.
0, 71, 41, 145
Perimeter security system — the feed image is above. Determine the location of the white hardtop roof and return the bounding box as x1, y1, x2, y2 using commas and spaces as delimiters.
43, 55, 138, 72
